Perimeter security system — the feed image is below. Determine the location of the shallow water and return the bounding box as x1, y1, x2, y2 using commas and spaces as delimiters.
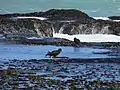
0, 43, 118, 60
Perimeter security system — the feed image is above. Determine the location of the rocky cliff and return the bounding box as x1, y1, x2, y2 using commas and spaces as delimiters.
54, 20, 120, 35
0, 18, 53, 40
0, 9, 120, 43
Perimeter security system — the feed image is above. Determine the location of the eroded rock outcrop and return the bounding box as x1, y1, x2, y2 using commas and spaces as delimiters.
0, 18, 53, 40
0, 9, 120, 45
0, 9, 94, 21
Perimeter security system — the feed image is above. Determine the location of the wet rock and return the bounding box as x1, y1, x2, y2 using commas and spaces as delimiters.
108, 16, 120, 20
43, 9, 94, 21
0, 9, 94, 21
9, 37, 83, 46
0, 19, 53, 40
1, 9, 120, 46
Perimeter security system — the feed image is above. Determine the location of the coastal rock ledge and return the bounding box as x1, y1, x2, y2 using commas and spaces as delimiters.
0, 9, 120, 45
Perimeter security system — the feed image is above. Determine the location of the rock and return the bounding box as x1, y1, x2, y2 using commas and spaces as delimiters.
14, 37, 81, 46
0, 9, 94, 21
108, 16, 120, 20
1, 9, 120, 45
0, 18, 53, 40
43, 9, 94, 21
1, 9, 119, 37
53, 20, 115, 35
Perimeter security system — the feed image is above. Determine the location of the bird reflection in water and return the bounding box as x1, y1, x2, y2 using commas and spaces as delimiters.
74, 47, 80, 52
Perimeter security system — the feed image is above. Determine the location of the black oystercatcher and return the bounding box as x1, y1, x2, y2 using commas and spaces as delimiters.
45, 48, 62, 58
74, 37, 80, 44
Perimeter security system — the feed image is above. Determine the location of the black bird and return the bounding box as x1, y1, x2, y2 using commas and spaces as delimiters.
74, 37, 80, 45
45, 48, 62, 58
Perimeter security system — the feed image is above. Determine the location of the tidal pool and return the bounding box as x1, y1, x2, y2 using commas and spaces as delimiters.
0, 42, 118, 60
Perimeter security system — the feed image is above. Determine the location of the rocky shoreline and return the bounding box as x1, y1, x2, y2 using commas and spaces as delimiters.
0, 59, 119, 89
0, 9, 120, 46
0, 9, 120, 89
2, 38, 120, 47
5, 37, 82, 46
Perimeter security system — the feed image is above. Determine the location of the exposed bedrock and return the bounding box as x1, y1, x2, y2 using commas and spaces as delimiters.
0, 18, 53, 40
0, 9, 94, 21
0, 9, 120, 43
17, 37, 82, 46
53, 19, 120, 35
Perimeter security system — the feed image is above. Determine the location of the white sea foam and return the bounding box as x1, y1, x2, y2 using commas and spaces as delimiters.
27, 37, 42, 40
112, 20, 120, 22
14, 16, 120, 22
93, 17, 120, 22
15, 16, 47, 20
53, 33, 120, 42
27, 33, 120, 42
93, 17, 109, 20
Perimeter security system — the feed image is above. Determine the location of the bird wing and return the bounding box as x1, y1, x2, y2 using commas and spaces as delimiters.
46, 50, 60, 57
51, 50, 59, 54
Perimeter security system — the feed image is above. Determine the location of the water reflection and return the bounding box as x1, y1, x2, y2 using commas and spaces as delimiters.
74, 47, 80, 52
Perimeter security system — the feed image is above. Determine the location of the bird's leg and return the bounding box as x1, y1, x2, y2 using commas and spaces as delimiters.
50, 56, 52, 58
61, 51, 64, 57
53, 55, 56, 58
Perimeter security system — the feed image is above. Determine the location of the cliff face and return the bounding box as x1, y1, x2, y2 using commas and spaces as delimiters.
52, 19, 120, 36
0, 9, 120, 41
0, 18, 53, 39
53, 21, 110, 35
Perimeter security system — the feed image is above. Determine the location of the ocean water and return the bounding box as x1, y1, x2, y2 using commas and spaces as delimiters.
0, 0, 120, 17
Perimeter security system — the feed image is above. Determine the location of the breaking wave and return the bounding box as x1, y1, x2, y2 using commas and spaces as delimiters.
53, 33, 120, 42
93, 17, 120, 22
